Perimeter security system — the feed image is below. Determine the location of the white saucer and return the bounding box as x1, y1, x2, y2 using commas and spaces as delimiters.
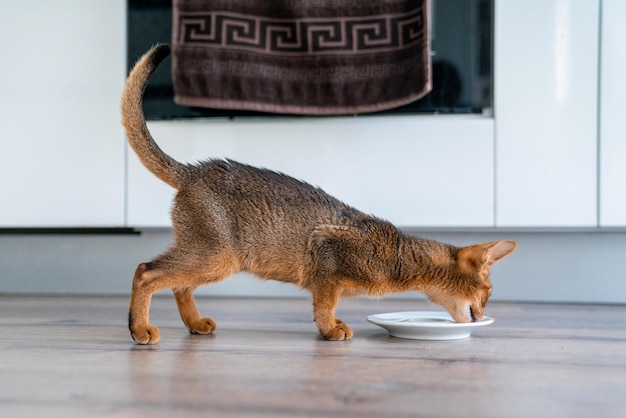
367, 311, 495, 340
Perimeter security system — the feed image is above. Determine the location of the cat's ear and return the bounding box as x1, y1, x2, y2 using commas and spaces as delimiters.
486, 240, 518, 264
456, 240, 517, 273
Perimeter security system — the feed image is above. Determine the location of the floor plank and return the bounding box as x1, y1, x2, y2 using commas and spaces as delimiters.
1, 296, 625, 417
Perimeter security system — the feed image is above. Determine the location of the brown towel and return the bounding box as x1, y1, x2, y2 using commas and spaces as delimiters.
172, 0, 431, 115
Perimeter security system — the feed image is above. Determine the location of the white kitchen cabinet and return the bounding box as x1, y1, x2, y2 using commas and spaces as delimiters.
127, 116, 495, 228
494, 0, 599, 227
1, 1, 612, 230
0, 1, 126, 227
599, 0, 626, 227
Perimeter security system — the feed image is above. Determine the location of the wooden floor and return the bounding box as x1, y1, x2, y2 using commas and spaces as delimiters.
1, 296, 625, 417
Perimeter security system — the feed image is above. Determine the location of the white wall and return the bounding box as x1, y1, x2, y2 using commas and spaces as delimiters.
0, 1, 127, 227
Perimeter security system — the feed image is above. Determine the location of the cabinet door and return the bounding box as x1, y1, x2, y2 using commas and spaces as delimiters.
494, 0, 599, 227
0, 1, 126, 227
599, 0, 626, 227
127, 116, 495, 228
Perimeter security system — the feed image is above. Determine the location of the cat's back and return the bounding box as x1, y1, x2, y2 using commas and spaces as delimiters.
184, 159, 353, 226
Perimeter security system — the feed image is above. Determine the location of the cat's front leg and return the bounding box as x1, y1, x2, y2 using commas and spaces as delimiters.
311, 285, 353, 341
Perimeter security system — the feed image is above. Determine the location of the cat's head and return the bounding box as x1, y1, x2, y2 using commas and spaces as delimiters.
425, 240, 517, 323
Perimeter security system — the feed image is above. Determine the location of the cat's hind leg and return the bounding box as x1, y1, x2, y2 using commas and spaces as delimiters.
128, 260, 165, 345
173, 286, 216, 335
128, 248, 236, 344
311, 284, 353, 341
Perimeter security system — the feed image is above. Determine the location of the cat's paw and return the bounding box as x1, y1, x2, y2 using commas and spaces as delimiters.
188, 317, 217, 335
130, 324, 161, 345
321, 319, 353, 341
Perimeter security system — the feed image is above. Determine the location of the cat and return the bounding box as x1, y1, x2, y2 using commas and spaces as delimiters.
121, 44, 517, 344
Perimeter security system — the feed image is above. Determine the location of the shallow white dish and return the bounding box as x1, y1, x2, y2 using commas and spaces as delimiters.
367, 311, 495, 340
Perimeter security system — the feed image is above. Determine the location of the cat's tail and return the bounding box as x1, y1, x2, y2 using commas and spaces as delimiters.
121, 44, 191, 189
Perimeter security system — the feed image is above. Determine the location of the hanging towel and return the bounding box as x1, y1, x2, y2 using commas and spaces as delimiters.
172, 0, 431, 115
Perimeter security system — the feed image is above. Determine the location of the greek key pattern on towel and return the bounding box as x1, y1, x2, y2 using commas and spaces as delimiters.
177, 10, 425, 55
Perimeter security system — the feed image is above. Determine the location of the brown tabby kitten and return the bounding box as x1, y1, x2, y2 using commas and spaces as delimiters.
121, 44, 517, 344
